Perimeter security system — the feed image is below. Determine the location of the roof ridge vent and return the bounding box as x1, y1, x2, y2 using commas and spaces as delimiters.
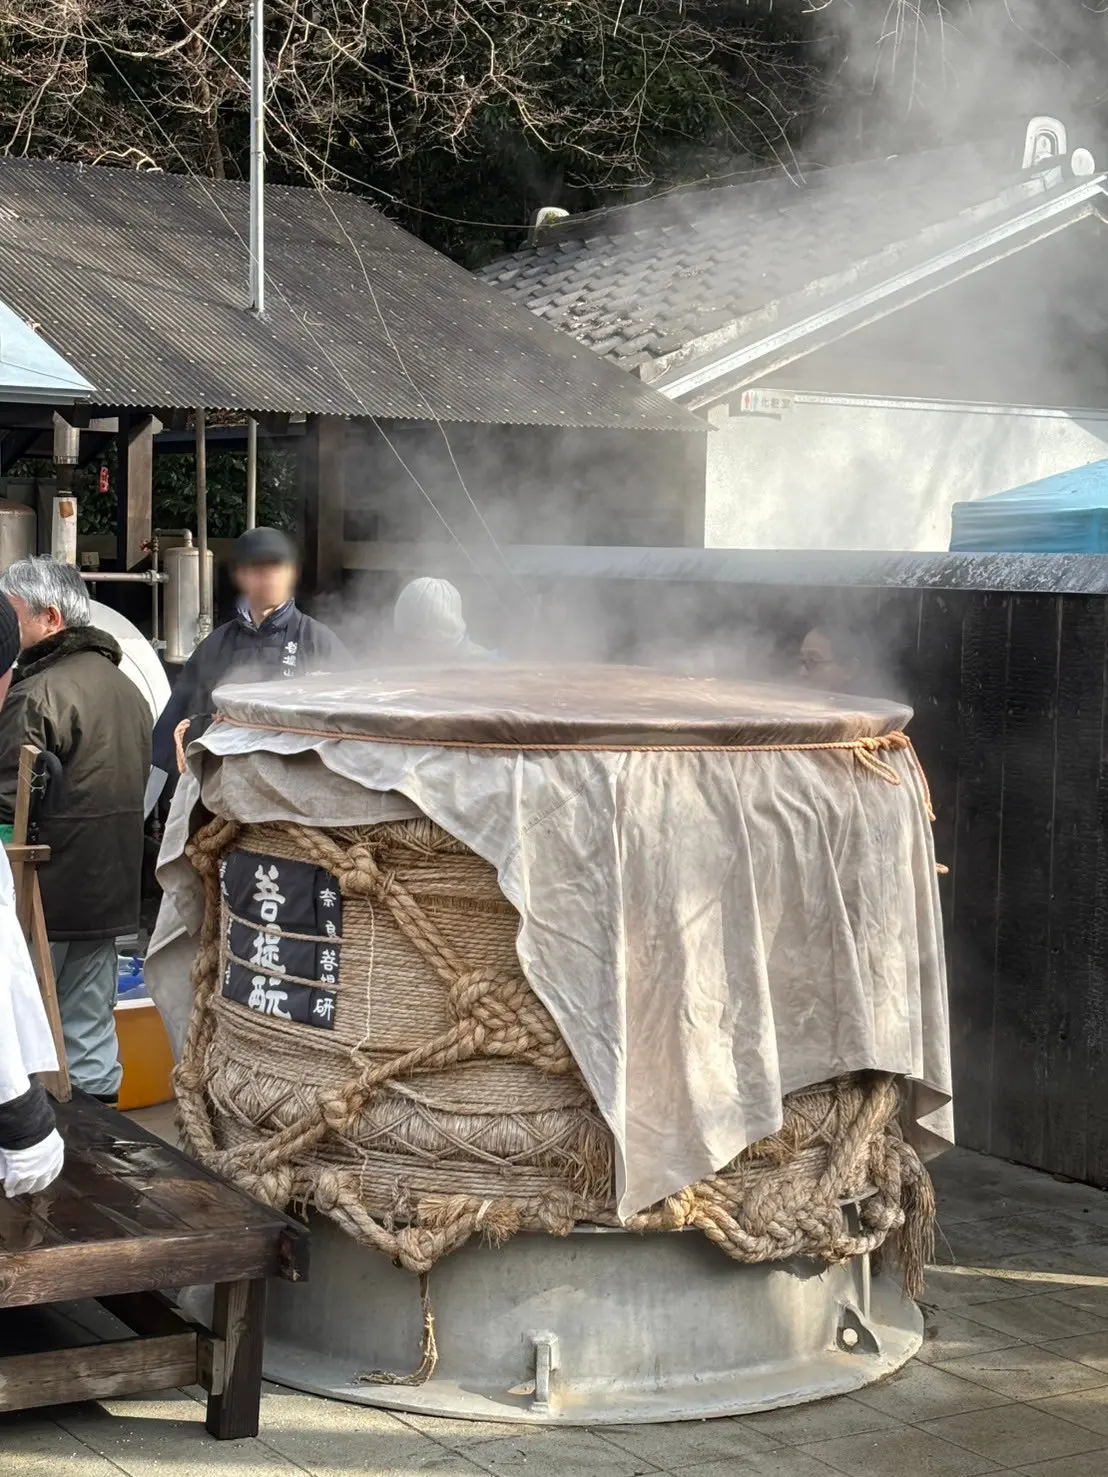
1023, 115, 1067, 168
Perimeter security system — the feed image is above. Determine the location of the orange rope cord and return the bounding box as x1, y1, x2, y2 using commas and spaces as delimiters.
173, 718, 192, 776
210, 714, 935, 808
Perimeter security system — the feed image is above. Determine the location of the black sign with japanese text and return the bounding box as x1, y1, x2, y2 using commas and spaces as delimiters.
220, 850, 342, 1029
226, 921, 340, 987
222, 960, 337, 1030
221, 850, 342, 939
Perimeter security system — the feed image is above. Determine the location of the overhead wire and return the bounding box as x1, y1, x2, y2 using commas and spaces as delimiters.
90, 29, 511, 599
234, 52, 532, 597
69, 1, 806, 606
246, 61, 812, 222
152, 0, 726, 598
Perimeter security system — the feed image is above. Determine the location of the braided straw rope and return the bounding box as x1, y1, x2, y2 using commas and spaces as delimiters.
175, 815, 935, 1297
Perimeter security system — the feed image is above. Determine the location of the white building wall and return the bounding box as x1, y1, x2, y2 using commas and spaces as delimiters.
703, 392, 1108, 550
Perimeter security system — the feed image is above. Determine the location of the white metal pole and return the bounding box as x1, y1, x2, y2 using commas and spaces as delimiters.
247, 0, 264, 533
196, 408, 212, 641
246, 416, 258, 529
249, 0, 265, 315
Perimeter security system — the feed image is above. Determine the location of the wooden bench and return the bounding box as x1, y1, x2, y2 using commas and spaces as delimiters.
0, 1092, 308, 1439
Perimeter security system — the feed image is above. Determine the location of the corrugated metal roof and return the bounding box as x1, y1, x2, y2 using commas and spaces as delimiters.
477, 145, 1072, 373
0, 158, 699, 430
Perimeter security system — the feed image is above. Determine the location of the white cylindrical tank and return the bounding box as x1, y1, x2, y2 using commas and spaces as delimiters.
164, 531, 212, 664
0, 499, 36, 571
51, 495, 78, 565
88, 599, 171, 723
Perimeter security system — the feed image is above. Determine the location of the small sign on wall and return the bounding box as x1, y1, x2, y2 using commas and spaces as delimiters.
737, 389, 793, 418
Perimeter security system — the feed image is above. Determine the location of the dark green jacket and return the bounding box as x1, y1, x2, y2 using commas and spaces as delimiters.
0, 626, 152, 940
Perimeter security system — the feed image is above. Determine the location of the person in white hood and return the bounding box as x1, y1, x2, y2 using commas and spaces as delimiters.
0, 590, 64, 1198
392, 577, 497, 661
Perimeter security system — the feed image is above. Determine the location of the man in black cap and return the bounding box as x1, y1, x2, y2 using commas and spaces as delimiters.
151, 527, 344, 775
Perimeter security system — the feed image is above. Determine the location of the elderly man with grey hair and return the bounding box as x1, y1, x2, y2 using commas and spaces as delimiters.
0, 557, 152, 1104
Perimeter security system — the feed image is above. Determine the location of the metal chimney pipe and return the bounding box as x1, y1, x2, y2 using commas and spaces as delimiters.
195, 408, 212, 641
249, 0, 265, 315
246, 416, 258, 530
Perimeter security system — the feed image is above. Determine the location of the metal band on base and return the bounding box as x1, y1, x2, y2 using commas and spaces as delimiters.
263, 1215, 923, 1425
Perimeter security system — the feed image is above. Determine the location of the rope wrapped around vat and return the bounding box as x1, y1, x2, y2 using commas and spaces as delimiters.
175, 813, 935, 1296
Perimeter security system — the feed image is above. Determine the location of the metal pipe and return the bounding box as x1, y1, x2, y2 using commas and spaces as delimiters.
50, 496, 78, 564
150, 537, 161, 649
78, 571, 167, 584
249, 0, 265, 315
861, 1248, 873, 1322
195, 408, 212, 639
246, 416, 258, 529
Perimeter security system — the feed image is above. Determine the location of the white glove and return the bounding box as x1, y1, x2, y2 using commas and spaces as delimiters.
2, 1128, 64, 1197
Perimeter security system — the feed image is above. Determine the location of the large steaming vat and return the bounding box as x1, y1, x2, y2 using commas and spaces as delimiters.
153, 664, 951, 1422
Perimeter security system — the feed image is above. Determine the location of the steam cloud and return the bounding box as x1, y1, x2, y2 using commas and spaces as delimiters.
302, 0, 1107, 698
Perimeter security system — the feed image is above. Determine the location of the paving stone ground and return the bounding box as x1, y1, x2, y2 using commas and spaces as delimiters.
6, 1109, 1108, 1476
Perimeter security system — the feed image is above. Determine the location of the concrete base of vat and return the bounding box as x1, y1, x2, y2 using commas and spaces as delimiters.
261, 1215, 923, 1424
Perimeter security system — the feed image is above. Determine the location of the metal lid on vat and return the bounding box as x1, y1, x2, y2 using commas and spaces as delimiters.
212, 664, 911, 750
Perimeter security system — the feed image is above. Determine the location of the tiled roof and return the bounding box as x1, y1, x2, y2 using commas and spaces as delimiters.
0, 157, 699, 430
477, 146, 1068, 376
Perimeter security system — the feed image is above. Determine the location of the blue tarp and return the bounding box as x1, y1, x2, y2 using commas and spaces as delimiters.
950, 459, 1108, 552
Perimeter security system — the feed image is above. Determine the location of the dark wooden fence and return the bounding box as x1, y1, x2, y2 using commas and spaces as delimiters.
903, 586, 1108, 1184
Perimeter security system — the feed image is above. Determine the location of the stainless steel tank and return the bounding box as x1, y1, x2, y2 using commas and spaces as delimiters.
0, 499, 36, 571
164, 531, 213, 663
263, 1213, 923, 1424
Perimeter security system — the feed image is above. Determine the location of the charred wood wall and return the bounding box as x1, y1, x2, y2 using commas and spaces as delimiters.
911, 588, 1108, 1183
776, 585, 1108, 1183
786, 586, 1108, 1182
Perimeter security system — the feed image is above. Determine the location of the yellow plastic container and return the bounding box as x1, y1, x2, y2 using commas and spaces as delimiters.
114, 996, 176, 1111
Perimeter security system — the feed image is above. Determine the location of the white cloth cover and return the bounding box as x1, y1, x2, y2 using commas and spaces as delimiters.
0, 845, 59, 1105
148, 677, 953, 1221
